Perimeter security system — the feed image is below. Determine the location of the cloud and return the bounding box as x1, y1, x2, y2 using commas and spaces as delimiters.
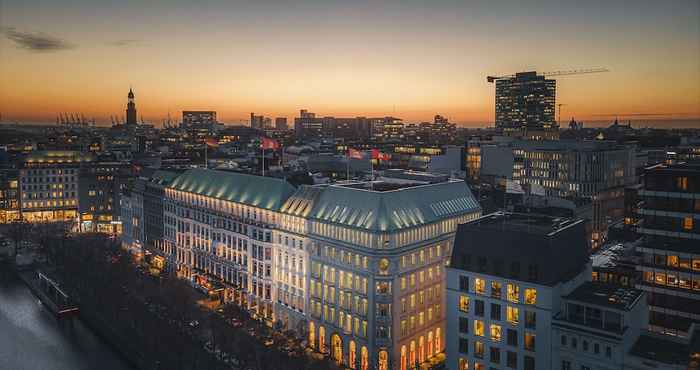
106, 39, 142, 47
2, 27, 75, 52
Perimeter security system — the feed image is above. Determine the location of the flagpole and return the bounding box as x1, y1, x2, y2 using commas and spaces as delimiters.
347, 152, 350, 182
205, 143, 208, 169
262, 146, 265, 177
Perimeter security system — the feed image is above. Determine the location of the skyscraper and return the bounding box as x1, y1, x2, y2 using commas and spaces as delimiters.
495, 72, 556, 133
126, 88, 137, 125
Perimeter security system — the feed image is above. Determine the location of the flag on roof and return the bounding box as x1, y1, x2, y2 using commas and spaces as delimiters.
347, 148, 365, 159
261, 137, 280, 150
371, 149, 391, 161
506, 180, 525, 194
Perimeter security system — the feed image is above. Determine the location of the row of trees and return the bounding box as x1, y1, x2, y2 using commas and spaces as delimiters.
43, 232, 339, 370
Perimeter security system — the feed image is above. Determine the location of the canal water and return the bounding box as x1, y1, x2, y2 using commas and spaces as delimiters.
0, 266, 133, 370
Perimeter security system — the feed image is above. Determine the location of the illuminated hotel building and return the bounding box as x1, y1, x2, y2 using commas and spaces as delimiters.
154, 168, 481, 370
18, 151, 94, 222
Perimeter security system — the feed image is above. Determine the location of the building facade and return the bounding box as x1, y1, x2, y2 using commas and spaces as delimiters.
447, 212, 696, 370
132, 169, 482, 370
18, 151, 93, 223
635, 163, 700, 338
446, 213, 591, 370
495, 71, 556, 134
78, 161, 131, 233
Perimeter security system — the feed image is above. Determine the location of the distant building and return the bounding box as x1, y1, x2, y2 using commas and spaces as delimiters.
182, 111, 218, 143
18, 151, 93, 222
495, 72, 556, 134
126, 88, 137, 126
183, 111, 217, 127
77, 161, 131, 233
294, 109, 401, 142
250, 112, 265, 130
635, 162, 700, 338
275, 117, 288, 130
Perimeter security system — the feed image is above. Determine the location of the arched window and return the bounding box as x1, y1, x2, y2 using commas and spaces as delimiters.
319, 326, 326, 354
401, 345, 407, 370
349, 341, 357, 369
309, 322, 316, 349
458, 358, 468, 370
418, 336, 425, 364
378, 350, 388, 370
331, 334, 343, 364
435, 328, 441, 353
410, 341, 416, 368
428, 331, 434, 357
361, 346, 369, 370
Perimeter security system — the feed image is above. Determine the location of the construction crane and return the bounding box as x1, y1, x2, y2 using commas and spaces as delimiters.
487, 68, 609, 83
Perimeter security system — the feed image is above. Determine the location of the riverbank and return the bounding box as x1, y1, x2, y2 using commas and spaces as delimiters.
0, 264, 132, 370
8, 264, 144, 370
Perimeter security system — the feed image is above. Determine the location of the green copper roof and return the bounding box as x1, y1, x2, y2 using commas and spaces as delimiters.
281, 180, 480, 232
150, 170, 179, 186
169, 169, 297, 211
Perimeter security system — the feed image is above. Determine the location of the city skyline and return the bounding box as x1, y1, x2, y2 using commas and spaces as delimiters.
1, 0, 699, 126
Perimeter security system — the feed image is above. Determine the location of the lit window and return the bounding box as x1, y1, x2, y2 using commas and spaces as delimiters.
474, 320, 484, 337
474, 341, 484, 358
490, 324, 502, 342
524, 289, 537, 305
459, 296, 470, 312
507, 306, 519, 325
458, 358, 468, 370
524, 333, 536, 351
491, 282, 502, 299
475, 278, 486, 294
683, 217, 693, 231
507, 284, 519, 303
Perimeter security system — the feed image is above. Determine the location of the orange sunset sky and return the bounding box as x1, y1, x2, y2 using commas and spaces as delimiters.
1, 0, 699, 126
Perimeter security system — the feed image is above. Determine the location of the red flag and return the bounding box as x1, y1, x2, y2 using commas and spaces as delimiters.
261, 137, 280, 150
205, 137, 219, 147
347, 148, 364, 159
371, 149, 391, 161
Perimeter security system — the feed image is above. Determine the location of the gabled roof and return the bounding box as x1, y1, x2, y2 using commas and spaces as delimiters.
281, 180, 480, 232
169, 169, 297, 211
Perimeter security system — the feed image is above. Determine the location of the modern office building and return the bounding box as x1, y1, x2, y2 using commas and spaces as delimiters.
635, 162, 700, 338
495, 72, 556, 134
183, 111, 217, 127
18, 151, 94, 222
138, 168, 481, 370
182, 111, 218, 143
446, 213, 591, 370
446, 212, 696, 370
478, 139, 636, 248
251, 113, 265, 130
77, 161, 131, 233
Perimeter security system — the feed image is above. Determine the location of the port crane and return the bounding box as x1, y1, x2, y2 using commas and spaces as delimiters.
487, 68, 609, 83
